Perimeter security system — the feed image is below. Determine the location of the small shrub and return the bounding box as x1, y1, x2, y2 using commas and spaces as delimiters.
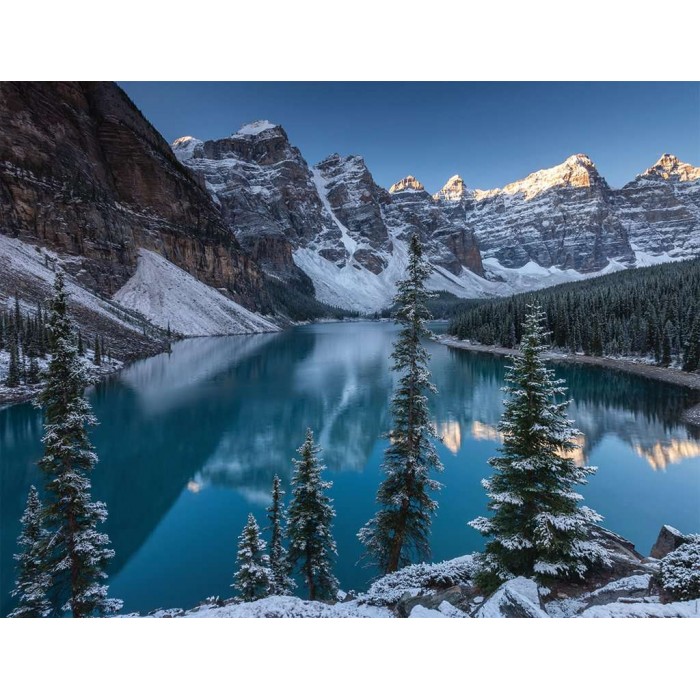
660, 537, 700, 602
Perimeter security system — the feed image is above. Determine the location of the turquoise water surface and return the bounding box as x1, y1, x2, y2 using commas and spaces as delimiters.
1, 321, 699, 615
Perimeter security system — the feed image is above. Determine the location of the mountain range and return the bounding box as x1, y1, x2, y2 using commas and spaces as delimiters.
1, 81, 698, 348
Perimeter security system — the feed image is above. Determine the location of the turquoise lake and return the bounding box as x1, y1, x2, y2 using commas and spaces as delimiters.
1, 321, 699, 615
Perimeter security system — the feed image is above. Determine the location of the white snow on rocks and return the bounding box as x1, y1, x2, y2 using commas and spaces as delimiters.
113, 248, 278, 337
581, 599, 700, 618
234, 120, 279, 137
0, 233, 148, 337
474, 576, 549, 618
161, 595, 392, 618
171, 136, 204, 162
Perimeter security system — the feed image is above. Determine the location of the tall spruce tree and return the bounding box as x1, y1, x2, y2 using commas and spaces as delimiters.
358, 233, 443, 574
470, 303, 608, 590
9, 486, 52, 618
266, 475, 295, 596
682, 316, 700, 372
92, 335, 101, 366
6, 337, 20, 387
35, 272, 122, 617
286, 429, 338, 601
233, 514, 272, 602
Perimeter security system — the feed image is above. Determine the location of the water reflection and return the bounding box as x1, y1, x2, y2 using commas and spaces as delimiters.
1, 321, 698, 615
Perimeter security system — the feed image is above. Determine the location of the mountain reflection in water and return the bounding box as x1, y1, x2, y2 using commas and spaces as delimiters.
1, 322, 698, 615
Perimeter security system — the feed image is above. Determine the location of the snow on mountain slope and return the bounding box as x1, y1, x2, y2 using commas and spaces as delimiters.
0, 233, 167, 360
113, 249, 279, 337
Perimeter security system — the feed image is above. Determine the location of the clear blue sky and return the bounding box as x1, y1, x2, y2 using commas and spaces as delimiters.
119, 82, 699, 193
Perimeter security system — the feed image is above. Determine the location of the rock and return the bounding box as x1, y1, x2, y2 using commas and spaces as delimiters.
650, 524, 692, 559
408, 605, 445, 618
433, 175, 470, 203
474, 577, 549, 618
0, 82, 268, 311
580, 574, 652, 609
397, 584, 472, 617
463, 155, 635, 272
615, 155, 700, 259
389, 175, 425, 194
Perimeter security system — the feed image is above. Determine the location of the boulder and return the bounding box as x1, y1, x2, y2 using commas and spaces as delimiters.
473, 577, 548, 618
397, 584, 471, 617
650, 525, 691, 559
581, 574, 652, 609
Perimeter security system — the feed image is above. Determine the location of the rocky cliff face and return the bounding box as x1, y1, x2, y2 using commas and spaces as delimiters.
174, 117, 699, 311
172, 121, 332, 295
615, 154, 700, 258
175, 127, 488, 311
447, 155, 636, 273
0, 82, 267, 310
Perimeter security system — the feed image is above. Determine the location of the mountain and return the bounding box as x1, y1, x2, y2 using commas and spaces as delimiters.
175, 126, 488, 311
0, 82, 276, 347
2, 82, 698, 325
458, 154, 635, 273
615, 154, 700, 258
174, 121, 699, 312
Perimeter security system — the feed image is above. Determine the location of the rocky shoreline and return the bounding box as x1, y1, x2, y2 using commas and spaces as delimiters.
133, 524, 699, 619
439, 335, 700, 427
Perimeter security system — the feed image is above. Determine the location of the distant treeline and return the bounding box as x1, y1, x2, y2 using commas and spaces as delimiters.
448, 258, 700, 372
1, 299, 110, 388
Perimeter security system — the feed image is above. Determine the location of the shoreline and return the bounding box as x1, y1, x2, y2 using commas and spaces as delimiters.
439, 335, 700, 427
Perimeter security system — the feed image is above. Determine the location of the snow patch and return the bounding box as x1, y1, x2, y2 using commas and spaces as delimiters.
234, 120, 279, 137
113, 248, 278, 337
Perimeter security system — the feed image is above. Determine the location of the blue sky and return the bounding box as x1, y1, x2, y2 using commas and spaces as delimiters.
120, 82, 699, 193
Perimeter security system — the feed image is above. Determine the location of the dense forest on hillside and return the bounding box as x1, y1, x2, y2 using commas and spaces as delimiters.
0, 300, 113, 388
448, 258, 700, 371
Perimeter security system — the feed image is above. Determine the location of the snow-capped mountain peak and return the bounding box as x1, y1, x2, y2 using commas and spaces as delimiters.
476, 153, 603, 201
434, 174, 470, 203
171, 135, 204, 162
233, 120, 280, 138
642, 153, 700, 182
389, 175, 425, 194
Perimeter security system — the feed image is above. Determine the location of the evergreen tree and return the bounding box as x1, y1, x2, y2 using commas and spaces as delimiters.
286, 429, 338, 601
9, 486, 52, 618
35, 272, 122, 617
682, 316, 700, 372
358, 233, 443, 573
93, 335, 101, 366
233, 514, 271, 602
470, 303, 609, 590
6, 338, 20, 387
77, 330, 84, 356
27, 356, 40, 385
266, 475, 295, 596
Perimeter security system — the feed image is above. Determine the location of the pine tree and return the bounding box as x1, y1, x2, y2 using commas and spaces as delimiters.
93, 335, 101, 366
9, 486, 52, 618
77, 330, 84, 356
470, 303, 609, 590
682, 316, 700, 372
358, 233, 443, 574
266, 475, 295, 596
233, 514, 272, 602
286, 429, 338, 601
6, 337, 21, 387
35, 272, 122, 617
27, 356, 40, 384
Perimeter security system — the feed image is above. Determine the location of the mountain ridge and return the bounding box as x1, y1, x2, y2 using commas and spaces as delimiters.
173, 118, 700, 311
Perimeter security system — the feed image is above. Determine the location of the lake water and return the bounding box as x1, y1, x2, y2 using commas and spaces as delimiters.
1, 321, 699, 615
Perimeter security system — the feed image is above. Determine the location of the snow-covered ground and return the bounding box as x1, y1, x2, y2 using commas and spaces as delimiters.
0, 234, 155, 338
135, 533, 699, 619
113, 249, 279, 337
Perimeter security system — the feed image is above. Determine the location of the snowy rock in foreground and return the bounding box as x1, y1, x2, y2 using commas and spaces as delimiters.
113, 249, 278, 337
581, 599, 700, 618
157, 596, 391, 619
474, 577, 549, 618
